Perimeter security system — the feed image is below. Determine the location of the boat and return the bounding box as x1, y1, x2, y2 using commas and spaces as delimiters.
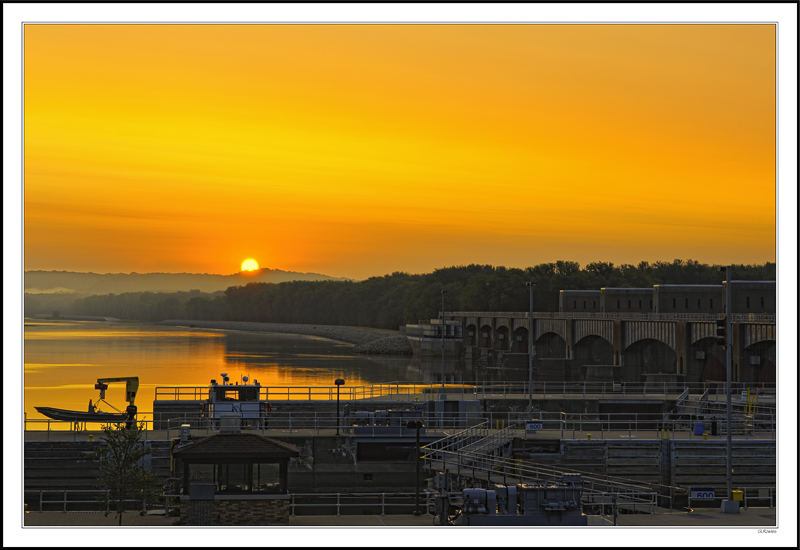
34, 406, 128, 423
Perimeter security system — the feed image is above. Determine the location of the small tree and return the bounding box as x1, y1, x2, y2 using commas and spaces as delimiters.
94, 422, 161, 525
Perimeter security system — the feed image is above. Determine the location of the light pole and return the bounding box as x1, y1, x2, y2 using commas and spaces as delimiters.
441, 290, 447, 390
406, 419, 424, 516
526, 282, 537, 415
721, 266, 734, 511
335, 378, 345, 436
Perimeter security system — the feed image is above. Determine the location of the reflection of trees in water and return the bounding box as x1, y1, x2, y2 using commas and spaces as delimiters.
220, 332, 415, 384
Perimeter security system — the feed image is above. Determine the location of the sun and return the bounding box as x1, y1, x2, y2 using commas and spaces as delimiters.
241, 259, 259, 272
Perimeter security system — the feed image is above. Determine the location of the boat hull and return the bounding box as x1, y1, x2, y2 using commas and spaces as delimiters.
35, 406, 128, 423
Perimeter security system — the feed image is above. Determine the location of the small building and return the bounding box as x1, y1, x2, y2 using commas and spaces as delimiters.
653, 285, 722, 314
172, 433, 299, 525
723, 280, 776, 314
559, 290, 601, 313
600, 288, 654, 313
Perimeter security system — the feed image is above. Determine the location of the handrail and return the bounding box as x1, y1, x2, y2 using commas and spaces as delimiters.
445, 311, 775, 323
152, 380, 776, 403
288, 492, 434, 517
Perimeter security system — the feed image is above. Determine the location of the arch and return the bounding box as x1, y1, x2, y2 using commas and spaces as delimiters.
479, 324, 492, 349
572, 335, 614, 367
511, 327, 528, 353
620, 338, 678, 382
464, 323, 477, 347
534, 331, 567, 359
495, 326, 510, 351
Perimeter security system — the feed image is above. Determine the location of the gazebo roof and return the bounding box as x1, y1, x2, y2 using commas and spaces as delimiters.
173, 433, 299, 459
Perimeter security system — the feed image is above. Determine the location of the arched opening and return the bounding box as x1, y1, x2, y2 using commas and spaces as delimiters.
534, 332, 567, 359
479, 325, 492, 349
511, 327, 528, 353
495, 326, 510, 351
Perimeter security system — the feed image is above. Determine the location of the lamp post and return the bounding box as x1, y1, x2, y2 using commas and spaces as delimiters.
721, 266, 734, 511
335, 378, 345, 436
441, 290, 447, 390
406, 419, 424, 516
526, 282, 537, 415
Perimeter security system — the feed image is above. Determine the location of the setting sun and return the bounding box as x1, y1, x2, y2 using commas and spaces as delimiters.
241, 259, 259, 272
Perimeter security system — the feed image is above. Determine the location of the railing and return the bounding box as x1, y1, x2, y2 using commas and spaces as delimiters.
423, 439, 660, 513
24, 489, 147, 513
152, 380, 777, 403
686, 486, 775, 510
24, 407, 777, 441
445, 311, 775, 323
288, 492, 434, 517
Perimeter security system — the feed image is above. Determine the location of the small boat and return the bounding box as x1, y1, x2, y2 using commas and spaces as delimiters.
34, 406, 128, 423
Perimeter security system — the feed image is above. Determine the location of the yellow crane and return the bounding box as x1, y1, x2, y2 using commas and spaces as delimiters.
95, 377, 139, 406
94, 377, 139, 428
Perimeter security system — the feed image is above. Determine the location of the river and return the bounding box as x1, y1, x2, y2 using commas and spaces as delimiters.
23, 320, 425, 422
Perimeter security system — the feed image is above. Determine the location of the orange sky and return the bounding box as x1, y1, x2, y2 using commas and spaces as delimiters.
23, 24, 776, 279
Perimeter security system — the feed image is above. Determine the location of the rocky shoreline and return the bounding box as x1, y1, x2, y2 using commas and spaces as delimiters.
157, 319, 413, 355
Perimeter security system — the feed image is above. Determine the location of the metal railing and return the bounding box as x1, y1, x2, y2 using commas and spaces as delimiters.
24, 407, 776, 441
686, 486, 775, 510
152, 380, 776, 403
422, 434, 660, 513
446, 311, 775, 323
288, 492, 434, 517
24, 489, 148, 513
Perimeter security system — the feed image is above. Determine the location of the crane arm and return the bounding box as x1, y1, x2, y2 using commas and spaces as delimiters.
95, 377, 139, 407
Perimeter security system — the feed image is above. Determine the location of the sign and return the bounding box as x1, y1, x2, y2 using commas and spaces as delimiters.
526, 421, 542, 433
690, 488, 715, 499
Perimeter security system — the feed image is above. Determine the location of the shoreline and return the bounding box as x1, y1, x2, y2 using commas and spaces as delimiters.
156, 319, 413, 355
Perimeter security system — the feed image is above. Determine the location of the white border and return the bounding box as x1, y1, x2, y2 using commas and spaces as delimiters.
4, 3, 797, 548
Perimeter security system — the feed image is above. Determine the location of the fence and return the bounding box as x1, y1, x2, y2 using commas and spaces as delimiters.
445, 311, 775, 323
151, 380, 776, 403
289, 492, 434, 516
24, 489, 149, 513
686, 486, 775, 510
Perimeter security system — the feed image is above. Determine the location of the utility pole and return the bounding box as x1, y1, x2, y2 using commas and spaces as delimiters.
720, 266, 737, 513
526, 282, 536, 415
441, 290, 447, 391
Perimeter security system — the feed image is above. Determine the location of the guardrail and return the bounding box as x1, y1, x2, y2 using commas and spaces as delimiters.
289, 492, 434, 517
24, 489, 148, 513
445, 311, 775, 323
686, 486, 775, 510
24, 408, 777, 441
152, 380, 776, 403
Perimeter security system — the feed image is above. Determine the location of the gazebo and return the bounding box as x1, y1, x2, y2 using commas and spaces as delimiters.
172, 433, 299, 525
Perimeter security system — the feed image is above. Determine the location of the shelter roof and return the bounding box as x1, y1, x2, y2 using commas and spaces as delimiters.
173, 434, 299, 459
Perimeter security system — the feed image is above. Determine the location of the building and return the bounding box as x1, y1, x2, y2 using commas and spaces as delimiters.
559, 290, 601, 313
653, 285, 723, 314
600, 288, 654, 313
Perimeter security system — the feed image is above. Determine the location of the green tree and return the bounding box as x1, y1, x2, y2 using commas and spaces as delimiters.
93, 422, 162, 525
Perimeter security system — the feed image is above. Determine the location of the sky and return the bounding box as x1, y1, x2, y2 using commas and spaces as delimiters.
21, 23, 779, 280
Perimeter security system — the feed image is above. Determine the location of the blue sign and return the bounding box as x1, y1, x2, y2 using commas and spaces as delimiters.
690, 488, 715, 499
526, 421, 542, 432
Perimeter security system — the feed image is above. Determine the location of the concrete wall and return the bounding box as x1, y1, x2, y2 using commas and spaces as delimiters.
601, 288, 654, 313
654, 285, 722, 314
179, 495, 290, 525
560, 291, 601, 313
725, 281, 776, 314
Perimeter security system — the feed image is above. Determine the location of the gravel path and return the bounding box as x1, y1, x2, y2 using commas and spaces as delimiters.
157, 320, 413, 355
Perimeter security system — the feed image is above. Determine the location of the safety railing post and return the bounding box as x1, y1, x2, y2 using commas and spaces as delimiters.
39, 491, 43, 513
64, 490, 67, 512
381, 493, 386, 516
336, 493, 341, 516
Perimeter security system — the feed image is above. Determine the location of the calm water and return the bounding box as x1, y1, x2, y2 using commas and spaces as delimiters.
24, 320, 530, 423
23, 320, 424, 421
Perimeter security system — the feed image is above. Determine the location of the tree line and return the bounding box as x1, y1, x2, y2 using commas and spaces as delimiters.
25, 260, 776, 329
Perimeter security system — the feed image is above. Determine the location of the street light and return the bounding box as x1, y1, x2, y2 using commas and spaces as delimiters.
720, 266, 734, 512
334, 378, 345, 436
526, 282, 537, 415
441, 290, 447, 390
406, 419, 424, 516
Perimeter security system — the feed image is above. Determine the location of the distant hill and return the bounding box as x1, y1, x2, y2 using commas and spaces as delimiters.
24, 269, 350, 295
